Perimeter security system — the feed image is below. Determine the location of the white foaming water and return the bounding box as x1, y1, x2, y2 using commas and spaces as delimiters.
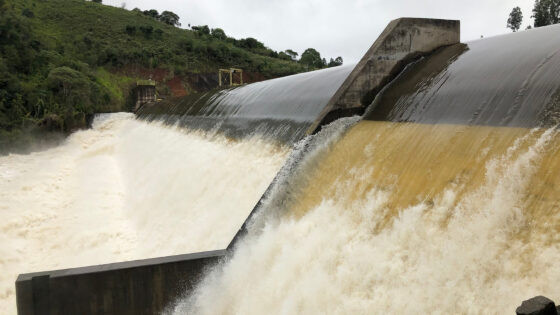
174, 122, 560, 315
0, 113, 288, 314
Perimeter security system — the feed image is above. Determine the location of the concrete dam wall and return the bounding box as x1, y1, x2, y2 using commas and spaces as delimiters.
16, 18, 560, 314
175, 23, 560, 314
308, 17, 459, 132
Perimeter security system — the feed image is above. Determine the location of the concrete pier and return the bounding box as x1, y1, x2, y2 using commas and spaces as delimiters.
307, 17, 460, 133
16, 250, 224, 315
135, 80, 157, 111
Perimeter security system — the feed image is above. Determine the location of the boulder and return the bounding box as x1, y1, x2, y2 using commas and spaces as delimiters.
516, 296, 558, 315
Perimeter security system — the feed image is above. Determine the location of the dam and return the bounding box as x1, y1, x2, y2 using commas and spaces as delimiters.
10, 18, 560, 314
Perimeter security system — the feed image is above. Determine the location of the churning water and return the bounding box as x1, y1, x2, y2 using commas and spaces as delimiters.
173, 121, 560, 314
0, 113, 288, 314
170, 26, 560, 314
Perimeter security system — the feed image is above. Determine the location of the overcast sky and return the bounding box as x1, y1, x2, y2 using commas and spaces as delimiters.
104, 0, 535, 64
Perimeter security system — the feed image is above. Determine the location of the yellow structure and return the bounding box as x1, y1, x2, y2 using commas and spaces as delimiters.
219, 68, 243, 86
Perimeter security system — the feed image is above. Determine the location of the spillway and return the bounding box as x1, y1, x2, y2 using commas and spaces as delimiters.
176, 122, 560, 314
366, 24, 560, 127
138, 64, 355, 143
12, 51, 361, 315
0, 113, 288, 315
12, 18, 560, 315
171, 25, 560, 314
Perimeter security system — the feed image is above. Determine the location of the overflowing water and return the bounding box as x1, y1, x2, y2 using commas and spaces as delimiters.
0, 113, 288, 314
138, 65, 355, 142
367, 24, 560, 127
174, 121, 560, 314
170, 26, 560, 314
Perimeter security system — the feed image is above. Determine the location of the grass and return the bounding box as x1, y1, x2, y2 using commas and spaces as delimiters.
15, 0, 306, 76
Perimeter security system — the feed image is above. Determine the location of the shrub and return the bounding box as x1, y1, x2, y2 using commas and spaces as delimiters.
22, 8, 34, 18
143, 9, 159, 19
139, 25, 153, 38
154, 29, 163, 39
211, 28, 226, 40
159, 11, 180, 26
125, 25, 136, 35
191, 25, 210, 35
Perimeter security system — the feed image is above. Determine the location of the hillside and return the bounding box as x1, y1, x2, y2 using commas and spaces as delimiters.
0, 0, 314, 152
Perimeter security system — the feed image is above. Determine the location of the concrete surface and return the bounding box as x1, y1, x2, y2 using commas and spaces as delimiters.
307, 17, 460, 133
16, 250, 225, 315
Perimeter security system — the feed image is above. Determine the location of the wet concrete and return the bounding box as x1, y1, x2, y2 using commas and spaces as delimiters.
16, 250, 225, 315
364, 23, 560, 128
138, 65, 354, 143
308, 17, 460, 133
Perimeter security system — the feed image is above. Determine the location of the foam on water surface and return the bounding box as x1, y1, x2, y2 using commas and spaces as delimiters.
0, 113, 288, 314
175, 121, 560, 314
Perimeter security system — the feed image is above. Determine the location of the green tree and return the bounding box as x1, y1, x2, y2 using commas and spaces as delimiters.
328, 56, 343, 67
46, 66, 97, 129
92, 0, 102, 3
299, 48, 324, 69
532, 0, 560, 27
507, 7, 523, 31
22, 8, 34, 18
211, 28, 226, 40
238, 37, 264, 49
139, 25, 153, 38
154, 28, 163, 39
159, 10, 180, 26
124, 25, 136, 35
285, 49, 298, 60
143, 9, 159, 19
191, 25, 210, 35
47, 67, 90, 100
278, 51, 292, 60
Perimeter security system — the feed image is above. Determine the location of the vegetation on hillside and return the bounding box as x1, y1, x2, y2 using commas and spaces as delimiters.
132, 6, 343, 69
0, 0, 342, 152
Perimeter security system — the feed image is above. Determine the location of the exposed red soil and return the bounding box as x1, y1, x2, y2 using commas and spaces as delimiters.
166, 76, 187, 97
112, 65, 279, 98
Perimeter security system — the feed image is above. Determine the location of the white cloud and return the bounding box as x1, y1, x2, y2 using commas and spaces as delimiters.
105, 0, 536, 63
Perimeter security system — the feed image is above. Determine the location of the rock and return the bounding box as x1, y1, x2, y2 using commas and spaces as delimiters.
516, 296, 558, 315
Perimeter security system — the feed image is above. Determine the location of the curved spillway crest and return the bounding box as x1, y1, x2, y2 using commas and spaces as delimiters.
137, 65, 355, 143
366, 24, 560, 128
173, 25, 560, 314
